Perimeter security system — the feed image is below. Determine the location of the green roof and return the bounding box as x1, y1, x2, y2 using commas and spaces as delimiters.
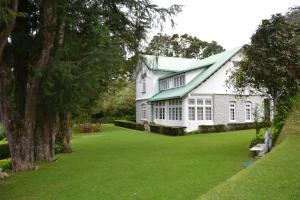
142, 55, 209, 72
148, 46, 243, 102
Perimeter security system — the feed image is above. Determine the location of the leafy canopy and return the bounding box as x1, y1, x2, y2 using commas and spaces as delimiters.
229, 14, 300, 105
145, 33, 224, 59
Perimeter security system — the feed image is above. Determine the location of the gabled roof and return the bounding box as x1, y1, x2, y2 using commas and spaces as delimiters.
148, 46, 243, 102
142, 55, 207, 72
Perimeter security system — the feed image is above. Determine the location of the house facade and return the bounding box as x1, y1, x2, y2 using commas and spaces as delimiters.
135, 47, 268, 132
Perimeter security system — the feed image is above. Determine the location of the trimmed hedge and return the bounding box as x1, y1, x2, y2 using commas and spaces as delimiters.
198, 122, 270, 134
149, 124, 185, 136
198, 124, 226, 133
114, 120, 144, 131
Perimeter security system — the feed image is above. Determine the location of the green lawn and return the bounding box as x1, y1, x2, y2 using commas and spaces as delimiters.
199, 100, 300, 200
0, 125, 255, 200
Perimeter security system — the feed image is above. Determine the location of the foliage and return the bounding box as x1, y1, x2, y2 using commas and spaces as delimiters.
0, 139, 10, 159
0, 124, 255, 200
93, 80, 136, 121
54, 143, 64, 154
198, 97, 300, 200
114, 120, 144, 131
40, 26, 125, 118
0, 124, 4, 140
0, 158, 12, 171
149, 124, 185, 136
145, 33, 225, 59
286, 6, 300, 45
228, 14, 300, 107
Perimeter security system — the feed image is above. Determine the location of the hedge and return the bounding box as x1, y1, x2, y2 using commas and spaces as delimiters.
198, 124, 226, 133
0, 139, 10, 159
149, 124, 185, 136
114, 120, 144, 131
198, 122, 270, 134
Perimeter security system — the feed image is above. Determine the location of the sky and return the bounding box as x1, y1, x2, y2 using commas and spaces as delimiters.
151, 0, 300, 49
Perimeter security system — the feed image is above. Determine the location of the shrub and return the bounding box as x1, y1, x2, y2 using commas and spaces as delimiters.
0, 158, 12, 171
55, 143, 64, 154
196, 122, 270, 134
0, 140, 10, 159
114, 120, 144, 131
249, 136, 264, 148
149, 124, 161, 133
149, 124, 185, 136
198, 125, 225, 133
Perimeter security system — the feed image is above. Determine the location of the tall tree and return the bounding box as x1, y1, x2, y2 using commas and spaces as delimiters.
0, 0, 182, 172
228, 14, 300, 111
145, 33, 224, 59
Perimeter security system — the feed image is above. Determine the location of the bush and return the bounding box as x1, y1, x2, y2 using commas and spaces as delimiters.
149, 124, 161, 133
249, 137, 264, 148
0, 158, 12, 171
149, 124, 185, 136
196, 122, 270, 134
55, 143, 64, 154
114, 120, 144, 131
0, 140, 10, 159
198, 125, 225, 133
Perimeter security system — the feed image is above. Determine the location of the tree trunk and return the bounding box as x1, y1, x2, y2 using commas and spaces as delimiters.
57, 113, 72, 153
34, 110, 56, 162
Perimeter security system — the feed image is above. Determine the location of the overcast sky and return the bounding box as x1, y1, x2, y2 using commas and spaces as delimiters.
151, 0, 300, 49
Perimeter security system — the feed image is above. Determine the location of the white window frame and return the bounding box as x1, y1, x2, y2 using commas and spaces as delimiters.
189, 98, 213, 121
142, 78, 146, 93
229, 102, 236, 122
141, 104, 147, 120
168, 99, 182, 120
245, 102, 252, 122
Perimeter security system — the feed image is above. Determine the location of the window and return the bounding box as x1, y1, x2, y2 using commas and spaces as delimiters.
168, 99, 182, 120
188, 99, 195, 105
245, 102, 252, 121
173, 74, 185, 88
159, 79, 170, 90
197, 107, 203, 120
188, 107, 195, 120
205, 107, 212, 120
142, 78, 146, 93
229, 102, 236, 121
153, 101, 165, 119
189, 98, 212, 121
141, 104, 147, 120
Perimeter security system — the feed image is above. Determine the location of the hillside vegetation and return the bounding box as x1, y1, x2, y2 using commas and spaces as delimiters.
199, 97, 300, 200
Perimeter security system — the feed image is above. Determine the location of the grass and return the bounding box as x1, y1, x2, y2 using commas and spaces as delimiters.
0, 125, 255, 200
198, 99, 300, 200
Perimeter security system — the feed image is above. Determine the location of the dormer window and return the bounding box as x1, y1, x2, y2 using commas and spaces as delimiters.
174, 74, 185, 88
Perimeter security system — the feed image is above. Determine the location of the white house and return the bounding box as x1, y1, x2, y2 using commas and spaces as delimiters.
135, 46, 269, 132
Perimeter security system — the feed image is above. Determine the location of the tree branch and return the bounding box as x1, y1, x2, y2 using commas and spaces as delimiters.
0, 0, 18, 65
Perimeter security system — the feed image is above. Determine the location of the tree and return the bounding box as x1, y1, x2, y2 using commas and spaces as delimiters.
286, 6, 300, 45
145, 33, 224, 59
0, 0, 182, 172
93, 80, 136, 120
228, 14, 300, 111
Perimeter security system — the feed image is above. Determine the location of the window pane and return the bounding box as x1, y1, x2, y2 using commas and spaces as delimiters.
188, 99, 195, 105
179, 107, 182, 120
189, 107, 195, 120
205, 107, 212, 120
197, 99, 203, 105
197, 107, 203, 120
169, 108, 172, 120
205, 99, 212, 105
172, 108, 175, 120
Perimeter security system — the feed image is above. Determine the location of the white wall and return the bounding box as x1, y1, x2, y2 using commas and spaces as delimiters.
185, 68, 206, 84
182, 94, 214, 132
192, 52, 243, 95
136, 62, 169, 101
